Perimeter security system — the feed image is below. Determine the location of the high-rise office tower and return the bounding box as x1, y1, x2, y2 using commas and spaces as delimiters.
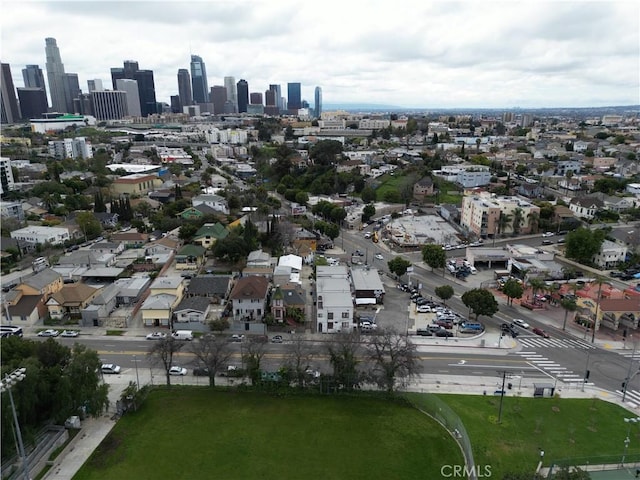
22, 65, 48, 106
87, 79, 103, 92
249, 92, 263, 105
190, 56, 208, 104
269, 84, 282, 111
1, 63, 21, 124
314, 86, 322, 118
287, 82, 302, 113
116, 78, 141, 117
224, 76, 237, 112
73, 93, 93, 116
210, 86, 227, 115
45, 37, 69, 112
90, 90, 128, 120
236, 79, 249, 113
64, 73, 81, 112
110, 61, 157, 116
264, 88, 278, 116
170, 95, 181, 114
17, 88, 48, 119
177, 68, 192, 109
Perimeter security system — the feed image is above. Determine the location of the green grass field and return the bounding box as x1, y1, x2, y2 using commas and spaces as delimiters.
433, 394, 640, 476
374, 172, 420, 202
74, 389, 463, 480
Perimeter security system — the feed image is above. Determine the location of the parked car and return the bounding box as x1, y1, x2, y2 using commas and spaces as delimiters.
416, 329, 433, 336
230, 334, 245, 342
435, 329, 454, 337
542, 232, 554, 237
60, 330, 79, 337
38, 329, 59, 337
532, 327, 550, 338
541, 240, 553, 245
101, 364, 121, 374
146, 331, 167, 340
193, 367, 210, 376
512, 319, 530, 329
169, 366, 188, 376
416, 305, 432, 313
271, 335, 283, 343
375, 254, 384, 260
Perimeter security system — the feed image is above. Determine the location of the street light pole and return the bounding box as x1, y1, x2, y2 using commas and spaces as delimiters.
133, 355, 140, 389
621, 417, 640, 466
1, 368, 31, 480
591, 280, 603, 344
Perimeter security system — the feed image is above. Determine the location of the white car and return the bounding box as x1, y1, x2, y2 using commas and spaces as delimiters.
512, 319, 530, 329
101, 364, 121, 374
60, 330, 79, 337
169, 366, 188, 376
146, 331, 167, 340
542, 232, 554, 237
374, 254, 384, 260
416, 305, 432, 313
38, 329, 60, 337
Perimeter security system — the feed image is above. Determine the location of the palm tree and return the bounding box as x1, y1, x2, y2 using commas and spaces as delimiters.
560, 298, 578, 330
498, 212, 512, 235
527, 211, 540, 234
476, 137, 481, 154
528, 277, 547, 304
512, 208, 524, 235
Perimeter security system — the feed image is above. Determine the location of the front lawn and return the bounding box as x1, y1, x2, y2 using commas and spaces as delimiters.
74, 389, 462, 480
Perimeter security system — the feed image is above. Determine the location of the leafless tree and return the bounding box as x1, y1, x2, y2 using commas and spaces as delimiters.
367, 328, 420, 393
190, 335, 234, 387
147, 337, 184, 386
286, 335, 314, 388
242, 337, 267, 384
326, 331, 363, 391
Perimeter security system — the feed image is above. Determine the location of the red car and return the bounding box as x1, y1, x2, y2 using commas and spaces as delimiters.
532, 327, 550, 338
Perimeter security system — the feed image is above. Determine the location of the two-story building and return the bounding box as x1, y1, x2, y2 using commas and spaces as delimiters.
175, 244, 206, 270
193, 223, 229, 249
229, 276, 270, 322
315, 265, 354, 334
10, 226, 70, 246
569, 196, 605, 220
111, 173, 161, 196
47, 283, 100, 320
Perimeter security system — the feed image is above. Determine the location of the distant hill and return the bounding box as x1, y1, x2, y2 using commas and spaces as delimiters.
322, 103, 405, 112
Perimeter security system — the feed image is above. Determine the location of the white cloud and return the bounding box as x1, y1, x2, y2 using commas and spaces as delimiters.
1, 0, 638, 108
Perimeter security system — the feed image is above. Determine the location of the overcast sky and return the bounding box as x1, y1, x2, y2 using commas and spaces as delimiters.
2, 0, 639, 109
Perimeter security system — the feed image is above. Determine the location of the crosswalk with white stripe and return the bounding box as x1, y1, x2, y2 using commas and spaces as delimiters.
517, 336, 596, 350
619, 351, 640, 360
515, 350, 593, 385
616, 389, 640, 407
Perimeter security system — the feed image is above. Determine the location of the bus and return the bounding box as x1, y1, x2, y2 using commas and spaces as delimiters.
0, 325, 24, 338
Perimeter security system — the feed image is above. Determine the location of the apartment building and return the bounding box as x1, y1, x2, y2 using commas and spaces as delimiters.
461, 192, 540, 238
111, 173, 161, 196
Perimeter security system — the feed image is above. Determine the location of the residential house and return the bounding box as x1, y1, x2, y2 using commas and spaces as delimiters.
229, 276, 270, 321
47, 283, 100, 320
149, 276, 185, 300
6, 294, 45, 324
626, 183, 640, 196
148, 190, 175, 204
89, 242, 125, 255
569, 196, 605, 220
110, 231, 149, 248
315, 265, 354, 334
413, 177, 434, 199
602, 195, 637, 212
556, 160, 582, 176
80, 283, 120, 327
175, 244, 206, 270
439, 204, 460, 223
0, 201, 25, 221
185, 275, 232, 303
592, 240, 627, 269
146, 236, 181, 255
270, 284, 306, 324
56, 251, 116, 268
191, 194, 229, 215
15, 268, 63, 299
609, 229, 640, 255
193, 223, 229, 249
93, 212, 119, 229
553, 205, 578, 226
292, 227, 317, 253
141, 293, 177, 327
173, 297, 212, 325
247, 249, 272, 268
517, 183, 544, 199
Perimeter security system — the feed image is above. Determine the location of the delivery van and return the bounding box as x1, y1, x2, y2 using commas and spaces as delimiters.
171, 330, 193, 341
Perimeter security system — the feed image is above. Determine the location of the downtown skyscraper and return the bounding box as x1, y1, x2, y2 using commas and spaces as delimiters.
45, 37, 70, 113
177, 68, 192, 110
1, 63, 21, 123
110, 60, 157, 116
287, 82, 302, 113
190, 55, 208, 104
236, 79, 249, 113
22, 64, 48, 108
224, 76, 237, 113
314, 86, 322, 118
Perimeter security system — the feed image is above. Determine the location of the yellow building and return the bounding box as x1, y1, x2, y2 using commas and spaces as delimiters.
111, 174, 161, 196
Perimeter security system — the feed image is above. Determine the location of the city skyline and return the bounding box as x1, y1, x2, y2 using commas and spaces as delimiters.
1, 0, 639, 109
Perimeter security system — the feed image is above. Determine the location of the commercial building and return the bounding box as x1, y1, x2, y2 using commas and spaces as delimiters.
0, 157, 15, 195
224, 76, 237, 112
190, 55, 209, 104
22, 64, 48, 99
116, 78, 141, 117
111, 173, 161, 196
1, 62, 21, 124
236, 79, 249, 113
17, 88, 48, 120
91, 90, 128, 120
10, 226, 70, 246
45, 37, 71, 113
177, 68, 192, 109
287, 82, 301, 113
210, 86, 227, 115
48, 137, 93, 160
461, 192, 540, 238
86, 79, 103, 92
314, 86, 322, 118
110, 60, 157, 116
30, 114, 96, 133
315, 265, 354, 334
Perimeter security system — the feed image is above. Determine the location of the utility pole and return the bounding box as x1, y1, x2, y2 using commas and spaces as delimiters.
497, 370, 507, 424
623, 339, 637, 403
591, 280, 603, 344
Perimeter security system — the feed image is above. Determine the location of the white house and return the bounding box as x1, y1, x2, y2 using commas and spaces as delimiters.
592, 240, 627, 269
229, 276, 270, 321
569, 196, 604, 219
191, 194, 229, 215
10, 226, 70, 246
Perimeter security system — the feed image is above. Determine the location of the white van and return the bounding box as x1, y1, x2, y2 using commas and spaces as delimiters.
171, 330, 193, 341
